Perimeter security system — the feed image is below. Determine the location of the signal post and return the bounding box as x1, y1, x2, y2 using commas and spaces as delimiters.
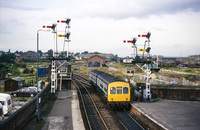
124, 32, 152, 101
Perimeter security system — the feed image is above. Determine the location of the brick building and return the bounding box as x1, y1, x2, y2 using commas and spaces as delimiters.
87, 55, 105, 67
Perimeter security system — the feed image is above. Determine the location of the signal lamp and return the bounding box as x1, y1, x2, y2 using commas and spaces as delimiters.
132, 37, 137, 45
66, 33, 70, 39
66, 18, 71, 25
146, 32, 151, 39
146, 47, 151, 52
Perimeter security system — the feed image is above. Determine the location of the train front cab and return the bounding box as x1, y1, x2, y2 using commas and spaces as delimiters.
107, 82, 130, 110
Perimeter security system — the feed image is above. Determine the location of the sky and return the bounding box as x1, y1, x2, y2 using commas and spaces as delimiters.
0, 0, 200, 57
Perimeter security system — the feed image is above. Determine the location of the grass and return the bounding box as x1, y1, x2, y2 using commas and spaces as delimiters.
158, 70, 200, 83
73, 61, 138, 80
162, 67, 200, 75
1, 61, 49, 94
12, 96, 34, 102
74, 61, 200, 85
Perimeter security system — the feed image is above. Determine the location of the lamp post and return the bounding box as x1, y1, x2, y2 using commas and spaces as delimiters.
36, 29, 50, 122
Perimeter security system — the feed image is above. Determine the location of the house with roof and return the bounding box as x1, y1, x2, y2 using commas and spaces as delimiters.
87, 55, 105, 67
4, 77, 25, 91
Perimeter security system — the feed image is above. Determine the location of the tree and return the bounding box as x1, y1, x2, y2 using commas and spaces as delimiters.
38, 50, 43, 57
47, 49, 53, 57
20, 63, 26, 68
164, 63, 173, 68
82, 51, 89, 54
92, 52, 101, 54
0, 53, 15, 63
74, 52, 80, 56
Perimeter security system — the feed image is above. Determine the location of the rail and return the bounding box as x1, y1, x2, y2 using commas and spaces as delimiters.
74, 72, 145, 129
73, 78, 109, 130
0, 82, 51, 130
72, 80, 92, 130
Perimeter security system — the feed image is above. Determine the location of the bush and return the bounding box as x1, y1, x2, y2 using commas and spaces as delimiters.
184, 69, 192, 73
23, 68, 30, 74
20, 63, 27, 68
12, 69, 20, 76
102, 64, 107, 67
30, 68, 34, 74
164, 63, 173, 68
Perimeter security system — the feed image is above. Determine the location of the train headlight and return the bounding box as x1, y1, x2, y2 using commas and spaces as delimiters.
111, 98, 113, 101
126, 98, 128, 101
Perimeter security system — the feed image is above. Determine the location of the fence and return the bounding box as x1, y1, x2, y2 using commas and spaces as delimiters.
0, 82, 51, 130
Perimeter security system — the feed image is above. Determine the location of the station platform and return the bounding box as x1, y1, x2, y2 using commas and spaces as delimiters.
24, 90, 84, 130
131, 100, 200, 130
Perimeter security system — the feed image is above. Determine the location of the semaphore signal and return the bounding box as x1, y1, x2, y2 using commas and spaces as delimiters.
123, 32, 154, 101
57, 18, 71, 56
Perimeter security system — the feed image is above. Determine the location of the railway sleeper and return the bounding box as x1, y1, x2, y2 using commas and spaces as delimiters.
109, 102, 131, 111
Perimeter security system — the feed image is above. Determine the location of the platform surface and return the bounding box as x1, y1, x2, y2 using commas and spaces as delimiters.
42, 90, 84, 130
132, 100, 200, 130
24, 90, 84, 130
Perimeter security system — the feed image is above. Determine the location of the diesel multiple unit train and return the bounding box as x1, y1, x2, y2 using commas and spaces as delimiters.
89, 70, 131, 110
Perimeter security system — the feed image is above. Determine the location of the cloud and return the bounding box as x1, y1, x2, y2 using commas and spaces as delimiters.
70, 0, 200, 19
0, 0, 200, 57
0, 0, 44, 11
2, 0, 200, 19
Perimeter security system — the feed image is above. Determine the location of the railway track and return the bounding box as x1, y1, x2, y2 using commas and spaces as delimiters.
113, 110, 145, 130
73, 78, 109, 130
73, 72, 145, 130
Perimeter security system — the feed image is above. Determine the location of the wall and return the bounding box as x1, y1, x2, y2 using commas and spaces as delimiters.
151, 87, 200, 101
134, 74, 198, 86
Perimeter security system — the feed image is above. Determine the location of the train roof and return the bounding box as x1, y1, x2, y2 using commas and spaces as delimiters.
89, 70, 99, 76
89, 70, 124, 85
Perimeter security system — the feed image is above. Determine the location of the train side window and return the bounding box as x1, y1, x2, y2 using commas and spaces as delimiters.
123, 87, 128, 94
104, 87, 107, 92
110, 87, 116, 94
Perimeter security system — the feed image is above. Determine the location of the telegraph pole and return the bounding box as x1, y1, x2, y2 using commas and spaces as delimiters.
36, 29, 50, 122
